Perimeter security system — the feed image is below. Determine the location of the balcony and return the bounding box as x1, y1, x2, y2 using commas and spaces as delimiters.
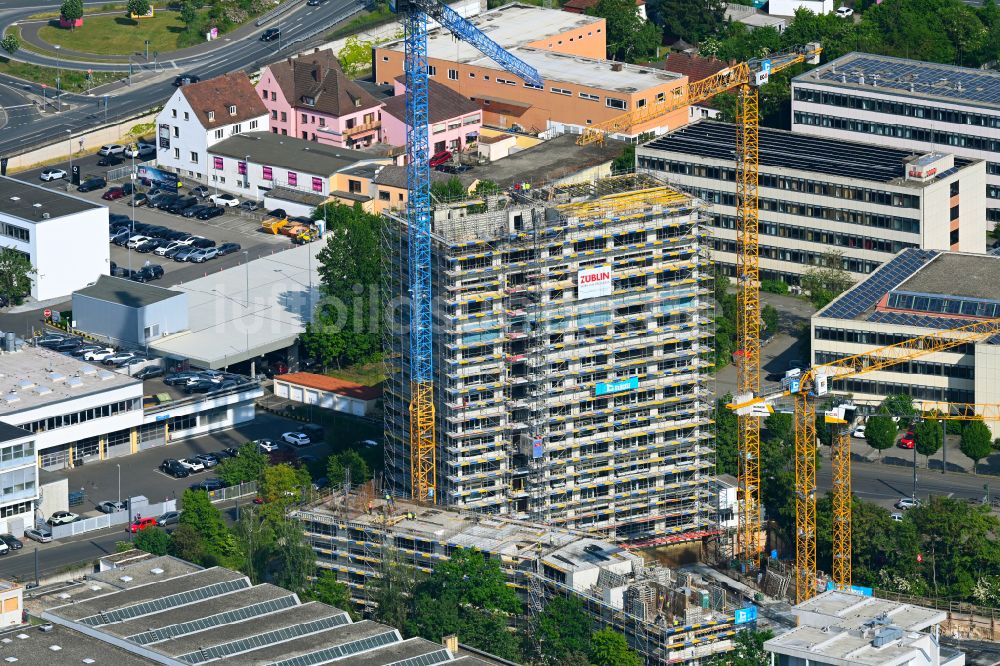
343, 119, 381, 138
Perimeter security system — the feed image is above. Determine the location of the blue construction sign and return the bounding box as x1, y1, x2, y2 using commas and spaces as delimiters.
734, 606, 758, 624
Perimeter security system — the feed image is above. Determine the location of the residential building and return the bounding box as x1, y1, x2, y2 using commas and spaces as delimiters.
206, 131, 389, 204
296, 493, 754, 665
0, 423, 36, 536
381, 77, 483, 153
765, 589, 964, 666
274, 373, 381, 417
767, 0, 832, 14
811, 248, 1000, 434
792, 52, 1000, 228
373, 4, 689, 139
257, 48, 385, 148
655, 52, 728, 121
0, 342, 260, 472
371, 164, 474, 215
724, 4, 787, 32
382, 174, 716, 543
0, 177, 108, 301
18, 553, 502, 666
562, 0, 647, 21
73, 276, 188, 347
154, 72, 269, 182
637, 121, 986, 284
0, 581, 21, 627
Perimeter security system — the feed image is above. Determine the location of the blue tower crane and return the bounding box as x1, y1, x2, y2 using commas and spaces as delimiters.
389, 0, 542, 502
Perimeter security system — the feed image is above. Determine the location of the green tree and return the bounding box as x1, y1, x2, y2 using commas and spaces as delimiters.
0, 35, 19, 56
61, 0, 84, 21
589, 628, 642, 666
133, 526, 170, 555
217, 442, 270, 485
338, 36, 373, 77
714, 393, 738, 476
612, 143, 635, 174
761, 303, 779, 338
431, 176, 466, 201
179, 0, 198, 26
127, 0, 151, 18
231, 504, 273, 583
588, 0, 662, 61
373, 556, 420, 633
408, 548, 522, 662
308, 569, 356, 619
259, 463, 311, 507
911, 495, 1000, 598
269, 517, 315, 595
327, 450, 371, 488
712, 269, 737, 369
535, 596, 592, 664
801, 251, 853, 309
864, 415, 896, 459
304, 203, 381, 368
115, 540, 133, 553
0, 248, 35, 306
914, 418, 943, 467
646, 0, 725, 44
960, 420, 993, 474
178, 488, 230, 564
880, 393, 916, 428
168, 523, 205, 563
706, 628, 774, 666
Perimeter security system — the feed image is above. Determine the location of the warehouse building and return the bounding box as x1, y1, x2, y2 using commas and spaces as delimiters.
373, 4, 689, 139
792, 52, 1000, 228
18, 552, 499, 666
811, 248, 1000, 431
72, 276, 188, 347
0, 177, 109, 301
295, 492, 755, 665
383, 174, 716, 543
636, 122, 986, 284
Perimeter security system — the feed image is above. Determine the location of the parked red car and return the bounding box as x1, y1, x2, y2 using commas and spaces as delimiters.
898, 431, 915, 449
129, 516, 157, 533
102, 187, 126, 201
429, 150, 452, 168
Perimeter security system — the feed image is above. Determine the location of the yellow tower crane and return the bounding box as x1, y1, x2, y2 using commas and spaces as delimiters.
730, 317, 1000, 601
578, 43, 821, 563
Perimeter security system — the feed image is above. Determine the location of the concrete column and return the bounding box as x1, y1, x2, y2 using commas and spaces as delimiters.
130, 428, 139, 454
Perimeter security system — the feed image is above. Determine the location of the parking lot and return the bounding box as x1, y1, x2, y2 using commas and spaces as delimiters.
15, 153, 302, 289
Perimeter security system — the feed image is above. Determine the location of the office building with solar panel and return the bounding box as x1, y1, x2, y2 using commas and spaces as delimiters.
636, 122, 986, 285
792, 52, 1000, 230
812, 248, 1000, 432
382, 174, 717, 544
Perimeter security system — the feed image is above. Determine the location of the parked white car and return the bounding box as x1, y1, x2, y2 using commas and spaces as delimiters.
47, 511, 79, 526
83, 347, 116, 361
282, 432, 311, 447
177, 458, 205, 472
255, 439, 279, 453
99, 144, 125, 156
835, 5, 853, 17
40, 168, 67, 181
155, 239, 194, 256
126, 235, 152, 249
851, 424, 866, 439
209, 193, 240, 207
895, 497, 921, 510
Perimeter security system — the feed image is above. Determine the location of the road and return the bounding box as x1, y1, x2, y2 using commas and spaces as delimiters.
2, 410, 326, 583
0, 0, 367, 156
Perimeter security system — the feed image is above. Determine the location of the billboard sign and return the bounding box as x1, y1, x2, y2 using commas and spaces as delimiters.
595, 377, 638, 396
137, 165, 179, 191
532, 438, 543, 459
158, 123, 171, 149
734, 606, 758, 624
754, 59, 772, 86
577, 266, 612, 300
826, 581, 873, 596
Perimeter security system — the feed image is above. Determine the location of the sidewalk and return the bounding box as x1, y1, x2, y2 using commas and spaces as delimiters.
839, 431, 1000, 476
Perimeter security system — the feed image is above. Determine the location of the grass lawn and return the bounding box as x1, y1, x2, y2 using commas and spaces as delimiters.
325, 362, 386, 388
0, 56, 120, 92
330, 3, 395, 39
36, 12, 192, 56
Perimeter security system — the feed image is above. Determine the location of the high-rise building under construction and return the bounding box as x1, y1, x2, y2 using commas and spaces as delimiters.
382, 174, 716, 543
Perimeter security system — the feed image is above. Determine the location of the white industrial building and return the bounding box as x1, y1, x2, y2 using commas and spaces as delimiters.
0, 177, 109, 301
273, 372, 380, 417
637, 122, 986, 284
766, 590, 964, 666
0, 422, 37, 536
154, 72, 269, 183
766, 0, 832, 15
792, 52, 1000, 229
812, 249, 1000, 433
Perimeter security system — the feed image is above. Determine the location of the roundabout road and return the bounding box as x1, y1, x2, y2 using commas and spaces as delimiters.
0, 0, 367, 156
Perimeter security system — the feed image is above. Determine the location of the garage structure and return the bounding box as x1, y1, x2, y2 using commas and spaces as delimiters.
274, 372, 380, 416
73, 276, 188, 347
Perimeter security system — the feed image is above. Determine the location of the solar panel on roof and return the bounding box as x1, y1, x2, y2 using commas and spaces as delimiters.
176, 615, 354, 664
128, 595, 301, 645
821, 249, 939, 320
79, 578, 249, 627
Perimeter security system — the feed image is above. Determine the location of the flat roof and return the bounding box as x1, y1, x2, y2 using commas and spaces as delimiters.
86, 555, 202, 590
265, 186, 329, 206
896, 253, 1000, 300
210, 132, 380, 177
474, 133, 623, 188
765, 625, 928, 666
275, 372, 381, 400
149, 243, 322, 369
215, 620, 399, 665
0, 622, 154, 666
793, 590, 945, 633
0, 345, 140, 418
0, 175, 102, 222
640, 121, 974, 183
75, 275, 184, 308
541, 537, 635, 573
795, 51, 1000, 111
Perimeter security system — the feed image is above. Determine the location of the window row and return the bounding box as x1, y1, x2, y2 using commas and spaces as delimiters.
815, 351, 974, 379
0, 441, 34, 464
793, 87, 1000, 129
21, 399, 140, 433
714, 215, 918, 254
0, 223, 29, 243
0, 467, 35, 499
712, 240, 882, 274
814, 326, 975, 352
832, 376, 974, 405
886, 292, 1000, 319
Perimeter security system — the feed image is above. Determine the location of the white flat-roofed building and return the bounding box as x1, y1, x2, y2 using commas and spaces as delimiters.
637, 121, 986, 285
0, 422, 37, 535
0, 176, 109, 301
766, 589, 964, 666
792, 52, 1000, 230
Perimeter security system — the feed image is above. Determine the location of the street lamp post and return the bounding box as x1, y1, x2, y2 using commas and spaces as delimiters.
116, 464, 121, 505
144, 39, 150, 61
54, 45, 61, 112
66, 129, 72, 192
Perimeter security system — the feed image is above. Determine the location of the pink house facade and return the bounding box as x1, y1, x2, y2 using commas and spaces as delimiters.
381, 77, 482, 154
256, 49, 384, 149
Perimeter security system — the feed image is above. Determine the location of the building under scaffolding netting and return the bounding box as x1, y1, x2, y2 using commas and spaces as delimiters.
381, 173, 717, 544
294, 492, 750, 665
